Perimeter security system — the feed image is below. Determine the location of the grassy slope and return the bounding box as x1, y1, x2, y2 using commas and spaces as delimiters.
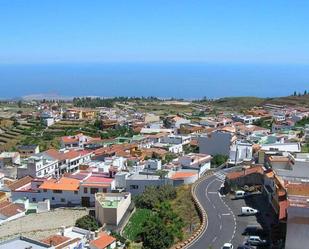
212, 95, 309, 109
170, 185, 201, 240
123, 209, 152, 241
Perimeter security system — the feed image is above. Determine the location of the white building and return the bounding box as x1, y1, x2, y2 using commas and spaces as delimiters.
179, 153, 212, 176
229, 142, 253, 165
232, 115, 260, 125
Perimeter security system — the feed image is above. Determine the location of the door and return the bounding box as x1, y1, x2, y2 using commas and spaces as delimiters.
81, 197, 90, 207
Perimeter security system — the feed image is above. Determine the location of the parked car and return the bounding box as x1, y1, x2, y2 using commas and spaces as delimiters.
222, 243, 234, 249
234, 190, 246, 199
241, 207, 258, 216
242, 224, 268, 236
246, 236, 268, 246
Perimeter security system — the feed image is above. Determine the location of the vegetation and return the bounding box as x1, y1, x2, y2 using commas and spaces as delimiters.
137, 202, 184, 249
211, 154, 228, 167
134, 185, 176, 210
75, 215, 100, 231
170, 185, 200, 236
124, 209, 153, 241
125, 185, 188, 249
296, 116, 309, 127
183, 144, 199, 154
253, 117, 273, 129
73, 96, 160, 108
100, 126, 137, 139
161, 152, 178, 164
301, 143, 309, 153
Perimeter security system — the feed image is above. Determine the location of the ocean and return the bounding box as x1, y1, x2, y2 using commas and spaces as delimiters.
0, 62, 308, 99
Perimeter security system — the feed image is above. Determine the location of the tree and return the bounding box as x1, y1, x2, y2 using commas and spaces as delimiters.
140, 214, 174, 249
293, 91, 297, 96
305, 90, 308, 96
156, 202, 184, 241
211, 154, 228, 167
75, 215, 100, 231
134, 185, 176, 209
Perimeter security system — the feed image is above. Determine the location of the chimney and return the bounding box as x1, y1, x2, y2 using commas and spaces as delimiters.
60, 226, 65, 236
90, 231, 95, 240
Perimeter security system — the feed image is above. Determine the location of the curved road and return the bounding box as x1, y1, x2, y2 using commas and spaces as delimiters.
188, 172, 237, 249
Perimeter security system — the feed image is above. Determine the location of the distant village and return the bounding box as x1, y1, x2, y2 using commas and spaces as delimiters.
0, 98, 309, 249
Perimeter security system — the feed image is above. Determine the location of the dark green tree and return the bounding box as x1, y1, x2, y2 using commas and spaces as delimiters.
75, 215, 100, 231
140, 214, 174, 249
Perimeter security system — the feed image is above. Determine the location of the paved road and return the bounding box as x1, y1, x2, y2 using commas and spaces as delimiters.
188, 172, 237, 249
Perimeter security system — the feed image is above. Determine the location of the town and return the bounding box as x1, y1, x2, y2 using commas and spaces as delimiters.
0, 96, 308, 249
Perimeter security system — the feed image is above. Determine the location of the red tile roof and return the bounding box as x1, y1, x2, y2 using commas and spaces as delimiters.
39, 177, 80, 191
8, 176, 33, 191
279, 200, 288, 220
226, 166, 264, 180
41, 235, 70, 246
0, 201, 25, 218
170, 172, 197, 180
90, 232, 116, 249
45, 149, 81, 161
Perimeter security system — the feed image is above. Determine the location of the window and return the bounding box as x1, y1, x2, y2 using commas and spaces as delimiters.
52, 197, 55, 200
61, 198, 66, 203
43, 189, 47, 192
74, 191, 78, 195
130, 185, 139, 190
53, 190, 62, 194
32, 198, 36, 202
84, 187, 88, 194
102, 188, 107, 193
90, 188, 99, 194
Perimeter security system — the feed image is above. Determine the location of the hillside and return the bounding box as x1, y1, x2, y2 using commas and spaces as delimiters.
211, 95, 309, 109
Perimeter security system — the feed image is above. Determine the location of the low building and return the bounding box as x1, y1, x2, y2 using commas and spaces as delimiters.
232, 115, 261, 125
124, 173, 166, 195
0, 200, 26, 224
11, 172, 115, 207
60, 133, 94, 150
0, 236, 52, 249
95, 192, 131, 226
229, 142, 253, 165
0, 152, 20, 178
17, 144, 40, 158
200, 117, 233, 128
169, 171, 198, 186
89, 232, 117, 249
178, 153, 212, 176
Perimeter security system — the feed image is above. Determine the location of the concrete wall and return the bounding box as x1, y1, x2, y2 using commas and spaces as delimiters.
95, 193, 131, 226
198, 132, 232, 156
126, 179, 168, 196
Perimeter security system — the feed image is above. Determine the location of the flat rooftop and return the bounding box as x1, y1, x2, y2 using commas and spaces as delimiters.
127, 173, 161, 180
0, 237, 50, 249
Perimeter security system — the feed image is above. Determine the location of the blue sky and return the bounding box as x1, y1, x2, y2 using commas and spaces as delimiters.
1, 0, 309, 64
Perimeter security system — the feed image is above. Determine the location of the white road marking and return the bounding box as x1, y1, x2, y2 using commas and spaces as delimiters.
212, 236, 217, 243
207, 191, 218, 194
221, 213, 231, 216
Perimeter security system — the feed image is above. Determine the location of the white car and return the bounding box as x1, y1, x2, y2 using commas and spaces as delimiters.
241, 206, 258, 216
222, 243, 233, 249
246, 236, 267, 246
